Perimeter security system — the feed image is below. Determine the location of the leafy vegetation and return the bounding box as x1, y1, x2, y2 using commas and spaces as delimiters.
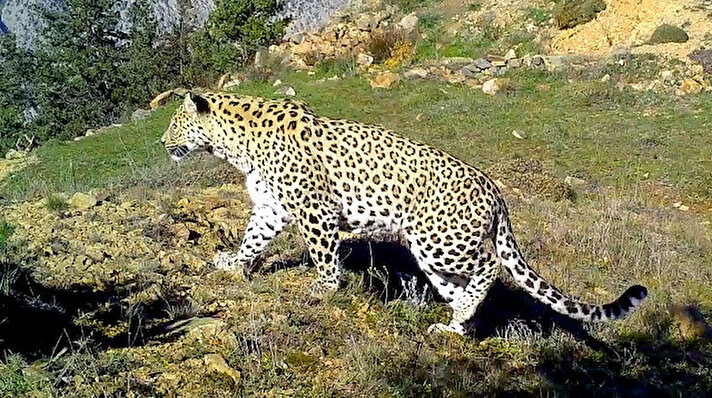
0, 0, 286, 156
553, 0, 606, 30
649, 24, 690, 44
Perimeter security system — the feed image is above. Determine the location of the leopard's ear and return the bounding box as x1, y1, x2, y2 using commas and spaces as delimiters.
184, 92, 211, 116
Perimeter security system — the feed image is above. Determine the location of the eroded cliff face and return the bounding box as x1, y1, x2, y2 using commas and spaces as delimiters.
0, 0, 353, 49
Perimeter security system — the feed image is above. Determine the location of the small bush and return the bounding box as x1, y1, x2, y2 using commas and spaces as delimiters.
526, 7, 551, 25
314, 57, 356, 77
365, 28, 412, 64
0, 220, 14, 251
45, 194, 68, 212
649, 24, 689, 44
553, 0, 606, 30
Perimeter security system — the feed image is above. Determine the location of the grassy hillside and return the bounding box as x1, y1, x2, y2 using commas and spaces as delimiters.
1, 66, 712, 396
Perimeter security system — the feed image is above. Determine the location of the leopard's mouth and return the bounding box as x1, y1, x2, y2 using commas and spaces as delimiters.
167, 145, 191, 162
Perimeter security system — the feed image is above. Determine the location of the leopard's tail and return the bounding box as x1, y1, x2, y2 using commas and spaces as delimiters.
493, 201, 647, 322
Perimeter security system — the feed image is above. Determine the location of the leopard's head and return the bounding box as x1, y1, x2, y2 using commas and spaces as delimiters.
162, 93, 215, 162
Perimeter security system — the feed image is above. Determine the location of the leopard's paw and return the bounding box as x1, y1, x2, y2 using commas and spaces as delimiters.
212, 251, 240, 271
427, 322, 466, 336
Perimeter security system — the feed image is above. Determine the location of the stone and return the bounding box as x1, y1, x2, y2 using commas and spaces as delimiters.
482, 78, 511, 95
504, 48, 517, 61
289, 32, 305, 44
4, 149, 27, 160
355, 12, 385, 30
600, 74, 611, 83
216, 74, 231, 90
369, 72, 399, 89
472, 58, 492, 70
223, 79, 241, 90
649, 24, 689, 44
204, 354, 241, 384
564, 176, 586, 187
398, 13, 419, 35
507, 58, 522, 68
150, 90, 175, 109
487, 55, 507, 67
276, 86, 296, 96
69, 192, 97, 210
131, 108, 152, 122
511, 130, 526, 140
404, 67, 428, 79
85, 129, 96, 137
544, 55, 566, 72
460, 64, 480, 79
272, 79, 283, 87
357, 53, 374, 66
679, 78, 703, 95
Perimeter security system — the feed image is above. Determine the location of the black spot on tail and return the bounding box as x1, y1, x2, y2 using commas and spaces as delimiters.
601, 285, 648, 320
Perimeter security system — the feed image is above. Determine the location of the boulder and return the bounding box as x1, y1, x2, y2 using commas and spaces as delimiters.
472, 58, 492, 70
357, 53, 375, 66
131, 108, 152, 122
4, 149, 27, 160
69, 192, 97, 210
482, 78, 511, 95
398, 13, 419, 35
369, 72, 399, 89
404, 67, 428, 79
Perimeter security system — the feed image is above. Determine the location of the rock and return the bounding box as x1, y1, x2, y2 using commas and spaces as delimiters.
460, 64, 481, 79
397, 13, 419, 35
216, 74, 231, 90
276, 86, 296, 97
600, 74, 611, 83
504, 48, 517, 61
511, 130, 526, 140
204, 354, 241, 385
288, 32, 305, 44
272, 79, 283, 87
544, 55, 566, 72
357, 53, 374, 66
84, 129, 96, 137
689, 48, 712, 74
223, 79, 241, 90
150, 90, 175, 109
487, 55, 507, 67
482, 78, 511, 95
472, 58, 492, 70
679, 78, 703, 95
355, 12, 386, 30
131, 108, 152, 122
404, 67, 428, 79
369, 72, 399, 89
69, 192, 97, 210
564, 176, 586, 187
4, 149, 27, 160
507, 58, 522, 68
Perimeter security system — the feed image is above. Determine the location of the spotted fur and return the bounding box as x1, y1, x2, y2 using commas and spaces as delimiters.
162, 92, 647, 335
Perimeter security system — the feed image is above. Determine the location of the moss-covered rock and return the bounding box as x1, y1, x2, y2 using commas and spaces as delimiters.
649, 24, 689, 44
553, 0, 606, 30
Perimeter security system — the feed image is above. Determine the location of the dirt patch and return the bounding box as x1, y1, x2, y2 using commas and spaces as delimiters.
551, 0, 712, 59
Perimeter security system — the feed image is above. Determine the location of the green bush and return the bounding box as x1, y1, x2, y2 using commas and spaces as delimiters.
188, 0, 287, 83
649, 24, 689, 44
0, 0, 287, 156
553, 0, 606, 30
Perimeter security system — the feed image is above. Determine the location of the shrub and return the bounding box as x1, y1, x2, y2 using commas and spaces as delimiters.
188, 0, 288, 83
553, 0, 606, 30
649, 24, 689, 44
365, 28, 412, 64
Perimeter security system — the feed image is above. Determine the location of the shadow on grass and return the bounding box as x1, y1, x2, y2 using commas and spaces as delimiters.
0, 262, 200, 361
327, 239, 711, 396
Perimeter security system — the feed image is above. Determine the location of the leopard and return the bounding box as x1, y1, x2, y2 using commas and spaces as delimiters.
162, 92, 648, 335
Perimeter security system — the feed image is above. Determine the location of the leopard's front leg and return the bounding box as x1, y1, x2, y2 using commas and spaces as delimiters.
214, 168, 289, 274
213, 203, 288, 273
